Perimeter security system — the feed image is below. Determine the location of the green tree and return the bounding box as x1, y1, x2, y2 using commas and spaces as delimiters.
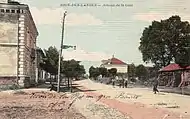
139, 16, 190, 68
89, 66, 96, 78
135, 64, 148, 81
128, 63, 136, 78
39, 47, 58, 75
108, 68, 117, 77
61, 59, 85, 78
61, 59, 85, 88
99, 67, 108, 77
89, 66, 100, 79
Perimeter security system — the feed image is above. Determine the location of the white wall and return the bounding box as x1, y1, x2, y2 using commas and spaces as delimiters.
104, 64, 128, 73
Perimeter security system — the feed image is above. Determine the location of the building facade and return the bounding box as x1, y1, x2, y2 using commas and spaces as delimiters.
36, 47, 48, 83
0, 0, 38, 87
100, 55, 128, 73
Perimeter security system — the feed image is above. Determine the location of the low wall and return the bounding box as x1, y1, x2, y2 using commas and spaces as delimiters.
0, 76, 16, 85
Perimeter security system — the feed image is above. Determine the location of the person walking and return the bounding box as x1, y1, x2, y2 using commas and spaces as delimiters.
112, 77, 115, 88
124, 78, 128, 88
153, 78, 159, 94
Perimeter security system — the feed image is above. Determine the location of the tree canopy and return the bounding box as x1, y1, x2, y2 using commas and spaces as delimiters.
39, 46, 85, 78
61, 59, 85, 78
89, 66, 100, 78
39, 46, 59, 75
108, 68, 117, 77
128, 63, 136, 78
135, 64, 148, 81
139, 15, 190, 68
89, 67, 117, 79
98, 67, 108, 77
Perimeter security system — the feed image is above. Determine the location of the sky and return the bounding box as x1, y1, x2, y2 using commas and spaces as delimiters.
17, 0, 190, 71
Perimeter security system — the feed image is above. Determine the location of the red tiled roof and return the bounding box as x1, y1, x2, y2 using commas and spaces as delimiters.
159, 63, 190, 72
110, 57, 127, 65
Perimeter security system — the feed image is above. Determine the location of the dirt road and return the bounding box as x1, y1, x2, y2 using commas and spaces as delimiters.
0, 90, 86, 119
0, 88, 131, 119
74, 79, 190, 119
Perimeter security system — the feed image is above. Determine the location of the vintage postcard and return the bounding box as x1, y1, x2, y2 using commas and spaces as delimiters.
0, 0, 190, 119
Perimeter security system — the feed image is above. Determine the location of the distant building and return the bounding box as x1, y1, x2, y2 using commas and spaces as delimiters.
36, 47, 48, 83
100, 55, 128, 73
0, 0, 38, 87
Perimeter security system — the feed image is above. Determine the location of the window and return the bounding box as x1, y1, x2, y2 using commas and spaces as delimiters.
6, 9, 10, 13
16, 9, 20, 13
0, 9, 4, 12
11, 10, 15, 13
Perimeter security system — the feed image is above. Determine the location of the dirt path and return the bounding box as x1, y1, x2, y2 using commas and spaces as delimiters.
69, 92, 131, 119
74, 79, 190, 119
0, 90, 86, 119
0, 88, 131, 119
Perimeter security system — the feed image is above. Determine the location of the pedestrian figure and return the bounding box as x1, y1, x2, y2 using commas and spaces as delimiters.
50, 84, 56, 91
153, 78, 159, 94
124, 79, 128, 88
119, 80, 122, 88
112, 78, 115, 88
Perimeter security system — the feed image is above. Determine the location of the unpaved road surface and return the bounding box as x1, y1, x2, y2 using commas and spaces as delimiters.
0, 89, 131, 119
0, 90, 86, 119
74, 79, 190, 119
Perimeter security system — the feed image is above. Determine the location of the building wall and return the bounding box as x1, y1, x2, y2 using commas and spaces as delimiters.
0, 4, 38, 87
18, 8, 38, 87
23, 9, 38, 85
103, 64, 128, 73
0, 12, 18, 77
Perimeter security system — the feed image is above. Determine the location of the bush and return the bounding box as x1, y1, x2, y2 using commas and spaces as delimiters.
0, 84, 21, 91
130, 78, 136, 82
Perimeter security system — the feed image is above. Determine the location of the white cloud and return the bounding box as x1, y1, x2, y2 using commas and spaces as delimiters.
62, 46, 111, 62
29, 7, 103, 26
132, 11, 190, 22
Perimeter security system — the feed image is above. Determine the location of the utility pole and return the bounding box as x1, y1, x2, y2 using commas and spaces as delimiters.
16, 7, 20, 85
57, 11, 67, 92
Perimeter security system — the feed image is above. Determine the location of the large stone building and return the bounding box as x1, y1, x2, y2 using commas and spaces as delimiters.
0, 0, 38, 87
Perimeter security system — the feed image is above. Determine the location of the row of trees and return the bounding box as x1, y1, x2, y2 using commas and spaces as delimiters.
89, 64, 155, 81
39, 46, 86, 80
89, 66, 117, 79
139, 15, 190, 68
128, 64, 157, 81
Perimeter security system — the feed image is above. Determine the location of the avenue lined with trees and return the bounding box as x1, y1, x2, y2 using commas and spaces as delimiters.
38, 46, 86, 87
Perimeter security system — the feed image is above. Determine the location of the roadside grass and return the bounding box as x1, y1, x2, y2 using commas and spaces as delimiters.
0, 84, 23, 92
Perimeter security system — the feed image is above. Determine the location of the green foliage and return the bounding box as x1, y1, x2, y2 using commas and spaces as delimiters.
39, 46, 85, 78
108, 68, 117, 77
175, 47, 190, 68
61, 59, 85, 78
98, 67, 108, 77
89, 66, 100, 78
89, 66, 117, 78
135, 64, 148, 81
128, 63, 136, 77
0, 84, 21, 91
39, 46, 59, 75
139, 15, 190, 68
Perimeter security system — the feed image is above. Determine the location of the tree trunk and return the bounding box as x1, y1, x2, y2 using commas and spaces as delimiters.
70, 78, 72, 92
67, 77, 70, 89
178, 71, 184, 88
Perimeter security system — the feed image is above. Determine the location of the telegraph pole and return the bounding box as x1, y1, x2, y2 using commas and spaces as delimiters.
57, 11, 67, 92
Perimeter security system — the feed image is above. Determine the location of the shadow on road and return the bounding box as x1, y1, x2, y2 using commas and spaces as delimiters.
36, 82, 96, 93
